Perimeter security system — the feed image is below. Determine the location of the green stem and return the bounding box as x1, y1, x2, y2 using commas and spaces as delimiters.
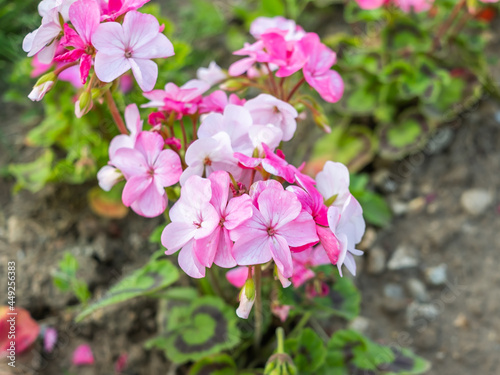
254, 264, 263, 349
286, 77, 305, 102
104, 90, 127, 135
276, 327, 285, 354
289, 311, 312, 339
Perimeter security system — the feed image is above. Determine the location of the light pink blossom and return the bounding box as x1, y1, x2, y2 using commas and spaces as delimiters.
315, 161, 351, 208
93, 10, 174, 91
231, 181, 318, 279
196, 61, 226, 86
244, 94, 298, 142
161, 175, 219, 278
111, 131, 182, 217
43, 327, 58, 353
250, 16, 305, 41
193, 171, 253, 269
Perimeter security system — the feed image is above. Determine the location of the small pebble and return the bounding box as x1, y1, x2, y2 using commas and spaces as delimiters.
425, 264, 448, 285
388, 245, 419, 270
460, 188, 494, 215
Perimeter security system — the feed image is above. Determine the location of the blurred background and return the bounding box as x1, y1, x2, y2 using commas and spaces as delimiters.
1, 0, 500, 374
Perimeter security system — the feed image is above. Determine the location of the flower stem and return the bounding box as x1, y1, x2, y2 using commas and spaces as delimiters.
433, 0, 466, 50
265, 63, 279, 96
104, 90, 128, 135
254, 264, 263, 349
53, 61, 78, 77
276, 327, 285, 354
286, 77, 305, 102
179, 117, 188, 151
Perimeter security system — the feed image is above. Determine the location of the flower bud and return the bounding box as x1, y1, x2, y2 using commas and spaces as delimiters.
313, 111, 331, 133
75, 91, 93, 118
236, 277, 255, 319
219, 79, 245, 92
28, 72, 56, 101
264, 353, 297, 375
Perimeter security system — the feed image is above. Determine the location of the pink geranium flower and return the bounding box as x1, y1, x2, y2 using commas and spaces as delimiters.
244, 94, 298, 142
93, 10, 174, 91
161, 175, 219, 277
55, 0, 101, 84
250, 16, 305, 41
327, 195, 365, 276
111, 131, 182, 217
72, 344, 94, 366
193, 171, 253, 269
231, 181, 318, 279
291, 246, 330, 287
99, 0, 151, 20
142, 79, 210, 116
300, 33, 344, 103
260, 31, 307, 77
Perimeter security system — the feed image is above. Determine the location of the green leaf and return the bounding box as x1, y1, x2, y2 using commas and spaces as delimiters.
286, 328, 326, 374
188, 354, 237, 375
260, 0, 285, 16
59, 252, 79, 276
324, 330, 431, 374
52, 274, 71, 292
353, 191, 392, 227
8, 149, 55, 193
146, 296, 241, 364
73, 279, 91, 304
76, 256, 179, 322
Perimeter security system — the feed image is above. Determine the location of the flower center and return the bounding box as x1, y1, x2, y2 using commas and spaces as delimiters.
193, 221, 202, 229
267, 227, 276, 236
124, 49, 133, 58
203, 157, 212, 166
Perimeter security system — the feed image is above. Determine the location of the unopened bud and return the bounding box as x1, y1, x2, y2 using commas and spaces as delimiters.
28, 72, 56, 101
236, 277, 255, 319
75, 91, 93, 118
220, 79, 245, 91
313, 112, 331, 133
264, 353, 297, 375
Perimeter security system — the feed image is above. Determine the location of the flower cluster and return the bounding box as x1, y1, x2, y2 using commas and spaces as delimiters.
26, 8, 366, 320
24, 0, 174, 103
229, 16, 344, 104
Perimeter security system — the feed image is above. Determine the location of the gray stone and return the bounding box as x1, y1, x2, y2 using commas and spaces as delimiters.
406, 278, 430, 302
348, 316, 370, 334
406, 301, 440, 326
460, 188, 494, 215
387, 245, 419, 270
425, 264, 448, 285
367, 247, 386, 275
383, 283, 407, 313
415, 327, 438, 349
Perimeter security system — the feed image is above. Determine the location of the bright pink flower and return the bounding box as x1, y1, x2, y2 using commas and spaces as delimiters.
161, 175, 219, 278
43, 327, 58, 353
93, 11, 174, 91
260, 31, 307, 77
193, 171, 253, 269
355, 0, 388, 9
244, 94, 298, 142
181, 132, 241, 185
231, 181, 318, 279
111, 131, 182, 217
99, 0, 150, 20
300, 33, 343, 103
327, 195, 365, 276
229, 41, 267, 76
142, 79, 209, 116
55, 0, 100, 84
72, 344, 94, 366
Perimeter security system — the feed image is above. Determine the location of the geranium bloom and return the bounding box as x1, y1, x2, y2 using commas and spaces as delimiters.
142, 79, 210, 116
355, 0, 388, 9
244, 94, 298, 141
55, 0, 101, 84
99, 0, 151, 20
72, 344, 94, 366
260, 31, 307, 77
394, 0, 434, 12
23, 9, 64, 63
196, 61, 226, 86
193, 171, 253, 269
231, 181, 318, 279
161, 176, 219, 277
300, 33, 344, 103
93, 11, 174, 91
315, 161, 351, 208
250, 16, 305, 41
181, 132, 241, 185
112, 131, 182, 217
328, 195, 365, 276
97, 104, 143, 191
